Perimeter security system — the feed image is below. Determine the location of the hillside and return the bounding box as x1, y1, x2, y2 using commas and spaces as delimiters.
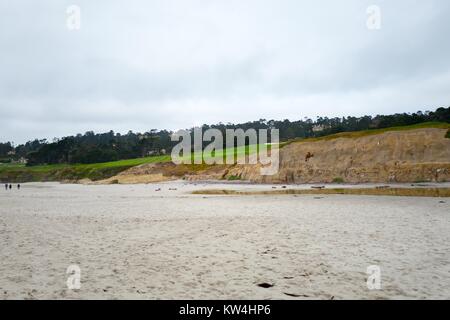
102, 123, 450, 184
2, 107, 449, 167
1, 123, 449, 184
0, 155, 170, 183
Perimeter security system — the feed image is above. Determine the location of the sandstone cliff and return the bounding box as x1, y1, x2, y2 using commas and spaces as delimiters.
229, 128, 450, 183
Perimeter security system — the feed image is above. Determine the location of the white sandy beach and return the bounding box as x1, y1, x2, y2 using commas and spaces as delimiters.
0, 181, 449, 299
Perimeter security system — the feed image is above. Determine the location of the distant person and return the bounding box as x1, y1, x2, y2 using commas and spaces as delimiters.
4, 183, 7, 190
17, 184, 21, 190
9, 184, 12, 190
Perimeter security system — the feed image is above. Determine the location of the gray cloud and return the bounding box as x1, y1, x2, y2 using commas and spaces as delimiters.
1, 0, 450, 144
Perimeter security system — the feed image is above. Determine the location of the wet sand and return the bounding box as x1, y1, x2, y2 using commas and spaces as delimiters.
1, 181, 449, 299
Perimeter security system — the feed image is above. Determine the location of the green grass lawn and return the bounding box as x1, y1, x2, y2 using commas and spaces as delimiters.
284, 122, 450, 145
183, 143, 272, 163
0, 155, 171, 172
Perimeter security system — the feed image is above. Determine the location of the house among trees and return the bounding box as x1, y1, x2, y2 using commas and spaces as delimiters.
147, 148, 166, 156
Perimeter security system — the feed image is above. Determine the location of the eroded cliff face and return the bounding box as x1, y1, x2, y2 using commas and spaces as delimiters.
228, 128, 450, 183
102, 128, 450, 184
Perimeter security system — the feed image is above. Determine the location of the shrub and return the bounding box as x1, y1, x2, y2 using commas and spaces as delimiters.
332, 177, 344, 184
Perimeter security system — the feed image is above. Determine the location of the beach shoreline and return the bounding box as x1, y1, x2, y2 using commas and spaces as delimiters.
1, 181, 449, 299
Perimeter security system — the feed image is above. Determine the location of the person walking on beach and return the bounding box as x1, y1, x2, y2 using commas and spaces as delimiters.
4, 183, 7, 190
17, 184, 20, 190
9, 184, 12, 190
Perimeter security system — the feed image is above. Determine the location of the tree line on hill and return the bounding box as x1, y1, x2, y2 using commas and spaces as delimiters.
0, 107, 449, 166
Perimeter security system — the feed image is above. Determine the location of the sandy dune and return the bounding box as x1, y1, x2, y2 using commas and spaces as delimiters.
1, 181, 449, 299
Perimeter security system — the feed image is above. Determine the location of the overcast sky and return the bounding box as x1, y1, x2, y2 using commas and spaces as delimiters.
1, 0, 450, 144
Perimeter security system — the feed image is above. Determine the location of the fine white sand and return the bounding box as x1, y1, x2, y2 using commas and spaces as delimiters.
0, 181, 449, 299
